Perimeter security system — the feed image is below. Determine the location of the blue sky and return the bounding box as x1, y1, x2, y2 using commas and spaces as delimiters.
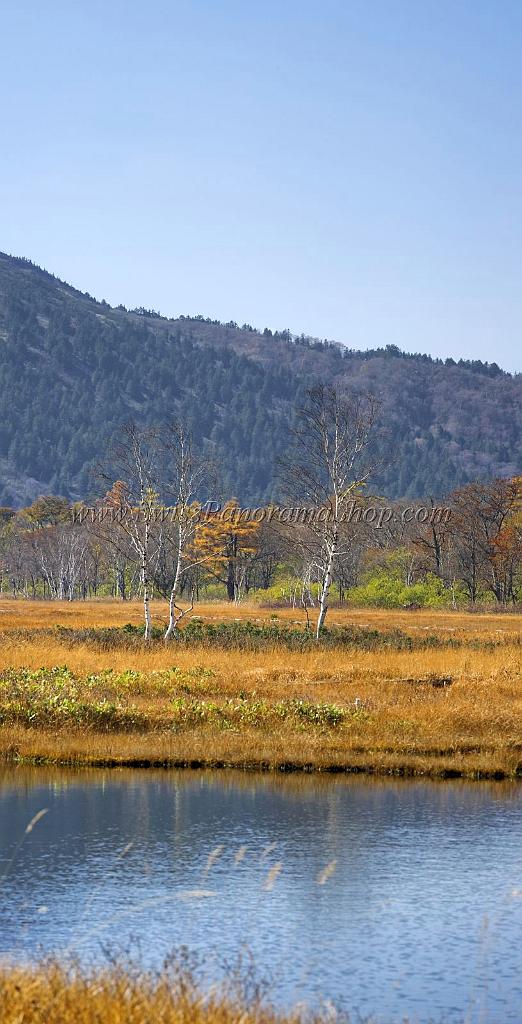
1, 0, 521, 370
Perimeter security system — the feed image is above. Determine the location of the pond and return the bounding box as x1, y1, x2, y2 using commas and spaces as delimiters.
0, 766, 521, 1022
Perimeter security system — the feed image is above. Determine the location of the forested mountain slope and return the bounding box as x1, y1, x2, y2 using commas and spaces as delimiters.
0, 252, 520, 506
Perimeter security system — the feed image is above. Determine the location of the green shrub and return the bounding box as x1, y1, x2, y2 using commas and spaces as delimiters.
347, 571, 456, 608
0, 667, 147, 731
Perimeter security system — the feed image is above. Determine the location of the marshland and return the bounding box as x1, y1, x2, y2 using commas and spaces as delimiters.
1, 468, 520, 1022
0, 599, 520, 779
1, 592, 520, 1021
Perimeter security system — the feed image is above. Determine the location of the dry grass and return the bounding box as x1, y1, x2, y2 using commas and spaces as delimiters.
0, 600, 520, 778
0, 953, 510, 1024
0, 597, 519, 639
0, 960, 318, 1024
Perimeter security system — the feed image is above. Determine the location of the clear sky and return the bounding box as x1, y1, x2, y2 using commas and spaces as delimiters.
1, 1, 521, 371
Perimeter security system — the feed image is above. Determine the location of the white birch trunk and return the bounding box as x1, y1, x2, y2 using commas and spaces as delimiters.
141, 522, 152, 641
316, 538, 336, 638
164, 523, 183, 640
164, 565, 182, 640
143, 581, 151, 640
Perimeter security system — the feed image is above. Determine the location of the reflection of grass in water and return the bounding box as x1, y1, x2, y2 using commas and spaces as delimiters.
1, 765, 521, 821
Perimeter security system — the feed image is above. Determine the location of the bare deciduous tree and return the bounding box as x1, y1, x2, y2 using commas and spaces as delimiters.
97, 423, 163, 640
161, 421, 212, 640
96, 420, 215, 640
279, 384, 381, 636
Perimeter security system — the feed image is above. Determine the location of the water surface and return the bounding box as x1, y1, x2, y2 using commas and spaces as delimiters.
0, 766, 521, 1023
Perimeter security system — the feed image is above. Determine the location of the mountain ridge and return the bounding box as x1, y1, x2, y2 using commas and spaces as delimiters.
0, 251, 520, 507
2, 250, 517, 375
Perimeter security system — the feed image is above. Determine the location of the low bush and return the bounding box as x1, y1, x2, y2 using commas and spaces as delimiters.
49, 620, 470, 652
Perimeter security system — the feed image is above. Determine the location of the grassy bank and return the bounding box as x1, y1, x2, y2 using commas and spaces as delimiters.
0, 601, 520, 779
0, 960, 316, 1024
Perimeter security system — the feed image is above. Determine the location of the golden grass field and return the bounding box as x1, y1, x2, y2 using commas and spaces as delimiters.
1, 596, 520, 636
0, 599, 520, 778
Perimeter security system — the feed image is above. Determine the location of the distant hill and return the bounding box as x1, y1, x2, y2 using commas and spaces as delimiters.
0, 251, 520, 506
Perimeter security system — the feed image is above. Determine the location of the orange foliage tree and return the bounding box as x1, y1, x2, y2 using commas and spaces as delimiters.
193, 500, 261, 601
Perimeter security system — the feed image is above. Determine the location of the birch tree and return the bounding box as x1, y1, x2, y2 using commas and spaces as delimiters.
98, 424, 163, 640
96, 420, 214, 640
160, 421, 211, 639
280, 385, 380, 637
